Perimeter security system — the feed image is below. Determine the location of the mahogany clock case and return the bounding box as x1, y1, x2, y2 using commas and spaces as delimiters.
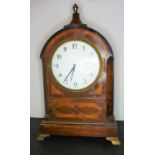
38, 4, 119, 143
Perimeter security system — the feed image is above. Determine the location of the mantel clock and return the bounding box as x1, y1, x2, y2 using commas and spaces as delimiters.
37, 4, 120, 145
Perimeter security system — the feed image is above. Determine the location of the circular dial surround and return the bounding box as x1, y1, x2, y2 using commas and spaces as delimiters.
51, 40, 101, 91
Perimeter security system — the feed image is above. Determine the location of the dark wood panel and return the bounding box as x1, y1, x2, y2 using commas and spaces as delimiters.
47, 98, 106, 123
106, 56, 114, 116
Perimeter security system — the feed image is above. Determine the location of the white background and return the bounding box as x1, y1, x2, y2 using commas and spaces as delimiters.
30, 0, 124, 120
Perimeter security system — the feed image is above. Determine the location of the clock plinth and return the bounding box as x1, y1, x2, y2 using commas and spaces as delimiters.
38, 116, 118, 142
38, 4, 120, 145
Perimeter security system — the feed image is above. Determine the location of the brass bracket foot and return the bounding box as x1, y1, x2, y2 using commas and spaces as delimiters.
36, 134, 50, 141
106, 137, 121, 145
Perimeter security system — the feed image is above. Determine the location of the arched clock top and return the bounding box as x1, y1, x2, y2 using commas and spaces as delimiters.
40, 27, 113, 60
40, 4, 113, 59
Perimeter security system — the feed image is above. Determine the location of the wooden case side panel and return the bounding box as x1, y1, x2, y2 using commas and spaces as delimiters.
41, 60, 50, 117
106, 56, 114, 116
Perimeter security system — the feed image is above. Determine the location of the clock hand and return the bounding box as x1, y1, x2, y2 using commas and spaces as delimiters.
63, 64, 76, 82
70, 64, 76, 82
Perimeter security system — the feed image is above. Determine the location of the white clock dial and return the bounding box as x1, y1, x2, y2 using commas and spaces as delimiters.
51, 40, 101, 91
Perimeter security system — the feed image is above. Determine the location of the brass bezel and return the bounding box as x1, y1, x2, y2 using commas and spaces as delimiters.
48, 38, 103, 93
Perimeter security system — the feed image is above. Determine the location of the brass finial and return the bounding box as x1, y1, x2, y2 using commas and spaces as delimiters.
73, 4, 78, 13
69, 4, 83, 25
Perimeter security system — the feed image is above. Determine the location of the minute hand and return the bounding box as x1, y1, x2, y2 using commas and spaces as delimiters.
70, 64, 76, 82
63, 64, 76, 82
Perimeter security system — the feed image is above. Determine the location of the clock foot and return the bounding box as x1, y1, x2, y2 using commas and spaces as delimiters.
36, 134, 50, 141
106, 137, 121, 145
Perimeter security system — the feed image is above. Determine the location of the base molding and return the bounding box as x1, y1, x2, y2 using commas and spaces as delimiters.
38, 116, 118, 138
37, 117, 121, 145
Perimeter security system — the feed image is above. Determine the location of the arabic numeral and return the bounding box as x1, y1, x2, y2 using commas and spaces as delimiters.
74, 82, 78, 87
54, 64, 59, 68
83, 45, 85, 51
57, 54, 62, 59
72, 43, 77, 49
63, 47, 67, 52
